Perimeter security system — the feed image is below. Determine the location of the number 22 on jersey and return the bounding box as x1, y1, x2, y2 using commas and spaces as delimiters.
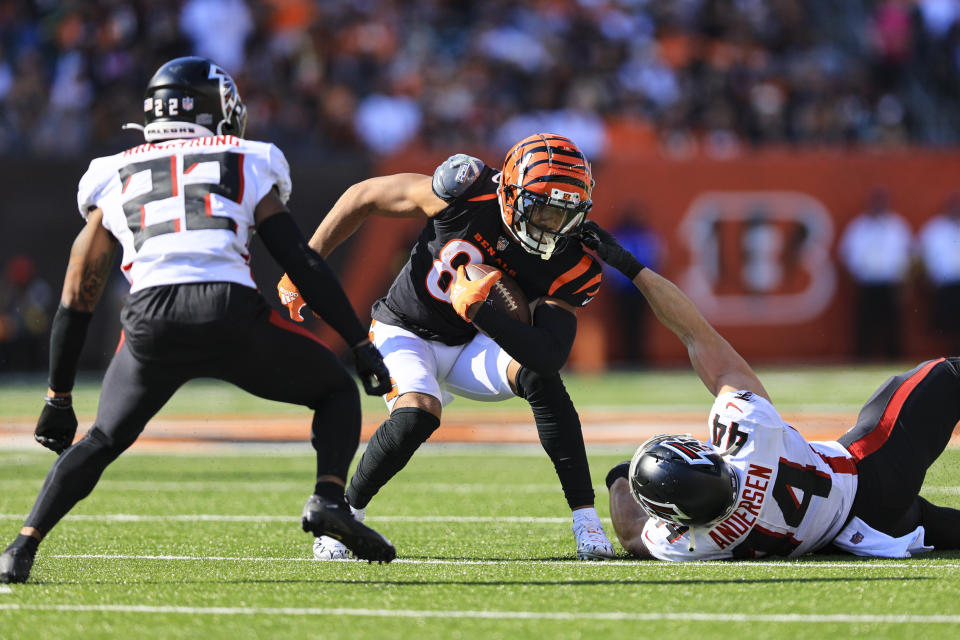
118, 151, 244, 250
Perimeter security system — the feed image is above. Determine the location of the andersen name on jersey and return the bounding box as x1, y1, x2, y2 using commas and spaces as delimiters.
641, 391, 859, 561
373, 163, 603, 345
77, 135, 291, 293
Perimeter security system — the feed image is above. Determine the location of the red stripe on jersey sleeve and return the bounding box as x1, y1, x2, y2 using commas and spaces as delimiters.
847, 358, 945, 461
170, 156, 178, 197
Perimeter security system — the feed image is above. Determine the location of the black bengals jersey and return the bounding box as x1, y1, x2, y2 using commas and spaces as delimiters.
371, 164, 602, 345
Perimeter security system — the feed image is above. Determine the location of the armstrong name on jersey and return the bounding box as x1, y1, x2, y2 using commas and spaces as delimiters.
77, 136, 291, 293
372, 162, 603, 345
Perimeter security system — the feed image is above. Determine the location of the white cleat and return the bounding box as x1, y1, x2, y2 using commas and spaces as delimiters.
312, 535, 351, 560
573, 518, 616, 560
311, 504, 367, 561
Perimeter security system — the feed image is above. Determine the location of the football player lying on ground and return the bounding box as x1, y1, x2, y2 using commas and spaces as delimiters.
582, 221, 960, 560
0, 57, 396, 584
277, 134, 617, 560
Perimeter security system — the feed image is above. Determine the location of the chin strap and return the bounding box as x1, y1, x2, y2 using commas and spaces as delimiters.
121, 123, 145, 132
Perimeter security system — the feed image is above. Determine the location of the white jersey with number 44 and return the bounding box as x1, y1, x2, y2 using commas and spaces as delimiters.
77, 135, 291, 293
641, 390, 859, 560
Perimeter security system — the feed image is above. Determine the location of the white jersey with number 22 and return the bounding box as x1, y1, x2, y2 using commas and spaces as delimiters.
77, 135, 291, 293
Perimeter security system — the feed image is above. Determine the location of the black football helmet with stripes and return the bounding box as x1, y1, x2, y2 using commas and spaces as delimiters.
127, 56, 247, 142
628, 434, 739, 527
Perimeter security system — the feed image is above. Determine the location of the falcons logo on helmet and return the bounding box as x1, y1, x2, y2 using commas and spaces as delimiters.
659, 436, 717, 465
208, 63, 241, 120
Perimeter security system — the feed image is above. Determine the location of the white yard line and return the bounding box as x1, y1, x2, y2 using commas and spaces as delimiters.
47, 553, 960, 569
0, 480, 594, 493
0, 514, 576, 523
0, 603, 957, 623
3, 478, 959, 497
0, 586, 11, 595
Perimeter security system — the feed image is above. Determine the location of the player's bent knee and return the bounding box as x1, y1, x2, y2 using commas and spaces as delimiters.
383, 407, 441, 445
84, 425, 136, 458
392, 391, 442, 418
514, 366, 564, 400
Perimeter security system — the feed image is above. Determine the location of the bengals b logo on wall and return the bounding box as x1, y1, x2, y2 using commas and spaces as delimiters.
678, 192, 836, 325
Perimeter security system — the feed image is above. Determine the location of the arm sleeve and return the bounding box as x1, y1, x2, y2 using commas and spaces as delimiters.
256, 211, 366, 346
471, 301, 577, 374
48, 304, 94, 392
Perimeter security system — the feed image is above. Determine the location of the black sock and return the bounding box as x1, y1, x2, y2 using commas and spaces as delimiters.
515, 368, 595, 509
346, 407, 440, 509
313, 481, 348, 508
6, 534, 40, 554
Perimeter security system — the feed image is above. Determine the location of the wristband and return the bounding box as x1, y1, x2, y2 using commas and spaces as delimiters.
605, 461, 631, 489
43, 396, 72, 409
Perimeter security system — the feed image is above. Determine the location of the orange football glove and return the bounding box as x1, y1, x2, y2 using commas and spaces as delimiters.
277, 273, 307, 322
450, 265, 500, 321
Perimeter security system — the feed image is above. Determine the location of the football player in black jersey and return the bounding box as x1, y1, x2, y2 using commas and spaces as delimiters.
278, 133, 616, 560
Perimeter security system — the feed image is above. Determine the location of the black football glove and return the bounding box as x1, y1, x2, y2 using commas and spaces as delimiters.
351, 342, 392, 396
580, 221, 645, 279
35, 396, 78, 455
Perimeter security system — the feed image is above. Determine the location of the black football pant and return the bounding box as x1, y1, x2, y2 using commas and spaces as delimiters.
23, 283, 361, 536
838, 357, 960, 548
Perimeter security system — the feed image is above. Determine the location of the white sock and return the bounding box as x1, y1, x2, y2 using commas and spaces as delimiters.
572, 507, 601, 524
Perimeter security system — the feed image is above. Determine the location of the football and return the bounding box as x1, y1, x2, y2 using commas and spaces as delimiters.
463, 263, 531, 324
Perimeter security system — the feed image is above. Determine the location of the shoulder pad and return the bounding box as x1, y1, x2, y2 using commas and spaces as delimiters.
432, 154, 484, 202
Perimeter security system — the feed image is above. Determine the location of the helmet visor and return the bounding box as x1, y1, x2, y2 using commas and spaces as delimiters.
516, 190, 589, 239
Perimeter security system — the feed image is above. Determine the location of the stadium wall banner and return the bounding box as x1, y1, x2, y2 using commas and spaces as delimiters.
9, 150, 957, 371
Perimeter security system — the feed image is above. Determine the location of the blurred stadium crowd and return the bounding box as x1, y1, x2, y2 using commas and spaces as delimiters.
4, 0, 960, 372
2, 0, 960, 160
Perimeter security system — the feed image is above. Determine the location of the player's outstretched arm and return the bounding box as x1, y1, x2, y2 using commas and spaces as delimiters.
608, 474, 653, 559
634, 269, 767, 399
36, 209, 118, 454
308, 173, 447, 258
582, 221, 767, 400
255, 191, 391, 396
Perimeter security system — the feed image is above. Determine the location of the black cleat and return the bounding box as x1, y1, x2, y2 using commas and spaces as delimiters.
0, 544, 36, 584
301, 494, 396, 563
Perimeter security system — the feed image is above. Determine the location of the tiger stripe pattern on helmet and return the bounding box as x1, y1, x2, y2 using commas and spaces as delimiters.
498, 133, 594, 259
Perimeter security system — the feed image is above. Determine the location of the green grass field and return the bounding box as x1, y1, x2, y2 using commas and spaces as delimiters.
2, 447, 960, 638
2, 364, 959, 639
0, 362, 913, 418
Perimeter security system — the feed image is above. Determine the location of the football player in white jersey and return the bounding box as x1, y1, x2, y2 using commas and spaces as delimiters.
582, 221, 960, 560
0, 57, 397, 584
